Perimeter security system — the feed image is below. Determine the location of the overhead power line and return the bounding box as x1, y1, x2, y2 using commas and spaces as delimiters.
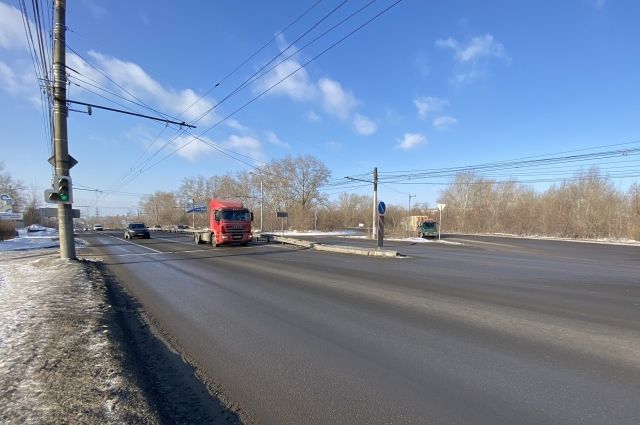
178, 0, 327, 118
125, 0, 405, 177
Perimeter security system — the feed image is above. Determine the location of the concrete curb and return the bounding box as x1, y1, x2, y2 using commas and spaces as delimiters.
270, 235, 399, 257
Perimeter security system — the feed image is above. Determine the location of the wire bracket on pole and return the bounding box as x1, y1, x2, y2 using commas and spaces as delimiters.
60, 98, 197, 129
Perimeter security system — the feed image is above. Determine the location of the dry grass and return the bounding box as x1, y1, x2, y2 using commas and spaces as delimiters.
0, 221, 16, 241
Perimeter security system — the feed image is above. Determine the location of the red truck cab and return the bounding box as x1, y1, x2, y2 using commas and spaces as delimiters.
208, 199, 253, 246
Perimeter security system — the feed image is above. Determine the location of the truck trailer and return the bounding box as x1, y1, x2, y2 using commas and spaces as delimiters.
193, 199, 253, 246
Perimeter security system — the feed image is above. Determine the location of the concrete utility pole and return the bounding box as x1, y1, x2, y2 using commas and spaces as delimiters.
53, 0, 75, 259
372, 167, 378, 239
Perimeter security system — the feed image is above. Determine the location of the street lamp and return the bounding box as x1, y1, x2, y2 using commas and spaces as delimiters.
437, 203, 446, 240
408, 194, 415, 237
249, 172, 264, 232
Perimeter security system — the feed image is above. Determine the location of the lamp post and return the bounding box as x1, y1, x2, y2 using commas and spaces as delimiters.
437, 203, 446, 240
408, 194, 415, 237
249, 172, 264, 232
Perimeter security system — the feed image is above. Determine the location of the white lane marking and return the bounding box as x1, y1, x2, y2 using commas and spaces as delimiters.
449, 238, 514, 248
105, 234, 163, 253
152, 236, 198, 246
152, 236, 287, 251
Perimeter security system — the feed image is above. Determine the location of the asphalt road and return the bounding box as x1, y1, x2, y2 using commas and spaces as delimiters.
81, 231, 640, 425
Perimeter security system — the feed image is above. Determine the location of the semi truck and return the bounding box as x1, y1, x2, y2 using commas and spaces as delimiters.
193, 199, 253, 246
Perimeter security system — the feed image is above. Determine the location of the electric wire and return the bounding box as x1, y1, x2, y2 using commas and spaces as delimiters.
130, 0, 404, 178
76, 1, 403, 195
178, 0, 326, 118
189, 0, 353, 124
63, 42, 185, 124
19, 0, 53, 157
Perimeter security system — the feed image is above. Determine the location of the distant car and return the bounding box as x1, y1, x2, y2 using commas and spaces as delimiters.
93, 224, 104, 231
153, 224, 162, 229
124, 222, 150, 239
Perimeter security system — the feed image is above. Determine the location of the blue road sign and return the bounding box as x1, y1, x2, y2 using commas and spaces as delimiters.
186, 206, 207, 213
377, 201, 386, 215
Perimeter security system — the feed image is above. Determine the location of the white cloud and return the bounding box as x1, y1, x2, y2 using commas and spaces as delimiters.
352, 113, 377, 135
414, 96, 448, 120
67, 53, 107, 86
255, 55, 317, 102
0, 3, 28, 50
433, 115, 458, 130
81, 0, 107, 19
265, 130, 290, 149
223, 135, 263, 160
172, 135, 214, 162
86, 51, 218, 125
0, 61, 19, 94
451, 69, 485, 85
255, 36, 372, 131
436, 34, 508, 85
172, 133, 263, 162
396, 133, 427, 150
436, 34, 507, 63
318, 78, 357, 120
225, 119, 250, 133
307, 111, 321, 122
326, 141, 342, 151
0, 60, 39, 105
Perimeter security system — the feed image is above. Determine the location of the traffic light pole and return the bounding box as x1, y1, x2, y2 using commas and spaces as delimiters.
53, 0, 76, 259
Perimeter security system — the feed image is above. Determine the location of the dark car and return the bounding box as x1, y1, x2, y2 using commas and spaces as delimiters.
124, 223, 150, 239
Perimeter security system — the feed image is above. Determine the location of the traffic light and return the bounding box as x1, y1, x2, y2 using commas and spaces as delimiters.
56, 176, 72, 203
44, 175, 73, 204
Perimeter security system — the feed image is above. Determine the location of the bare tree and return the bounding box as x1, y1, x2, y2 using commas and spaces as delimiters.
257, 155, 330, 230
139, 191, 181, 226
0, 162, 26, 211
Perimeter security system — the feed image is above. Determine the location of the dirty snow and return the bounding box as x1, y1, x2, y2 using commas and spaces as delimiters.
0, 248, 158, 423
0, 231, 243, 424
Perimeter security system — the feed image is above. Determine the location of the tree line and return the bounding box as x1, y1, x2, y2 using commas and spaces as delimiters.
2, 158, 640, 241
138, 160, 640, 241
438, 168, 640, 240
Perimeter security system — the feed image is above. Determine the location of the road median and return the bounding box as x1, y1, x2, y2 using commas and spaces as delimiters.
267, 234, 400, 257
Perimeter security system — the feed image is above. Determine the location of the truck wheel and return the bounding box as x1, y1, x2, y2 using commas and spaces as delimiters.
211, 232, 219, 247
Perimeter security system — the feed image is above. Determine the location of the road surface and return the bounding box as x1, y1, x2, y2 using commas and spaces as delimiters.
81, 231, 640, 425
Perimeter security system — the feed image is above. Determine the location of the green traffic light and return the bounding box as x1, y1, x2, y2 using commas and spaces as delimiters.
60, 193, 68, 202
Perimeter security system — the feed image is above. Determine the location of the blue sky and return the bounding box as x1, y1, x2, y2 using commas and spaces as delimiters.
1, 0, 639, 215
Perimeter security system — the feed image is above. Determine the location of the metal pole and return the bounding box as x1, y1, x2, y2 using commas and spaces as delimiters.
192, 198, 195, 229
372, 167, 378, 239
260, 179, 263, 231
408, 194, 415, 237
53, 0, 75, 259
439, 208, 442, 240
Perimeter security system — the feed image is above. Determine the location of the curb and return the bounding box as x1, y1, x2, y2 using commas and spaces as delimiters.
270, 235, 399, 257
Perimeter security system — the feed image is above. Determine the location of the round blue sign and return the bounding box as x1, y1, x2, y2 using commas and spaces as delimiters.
377, 201, 386, 215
